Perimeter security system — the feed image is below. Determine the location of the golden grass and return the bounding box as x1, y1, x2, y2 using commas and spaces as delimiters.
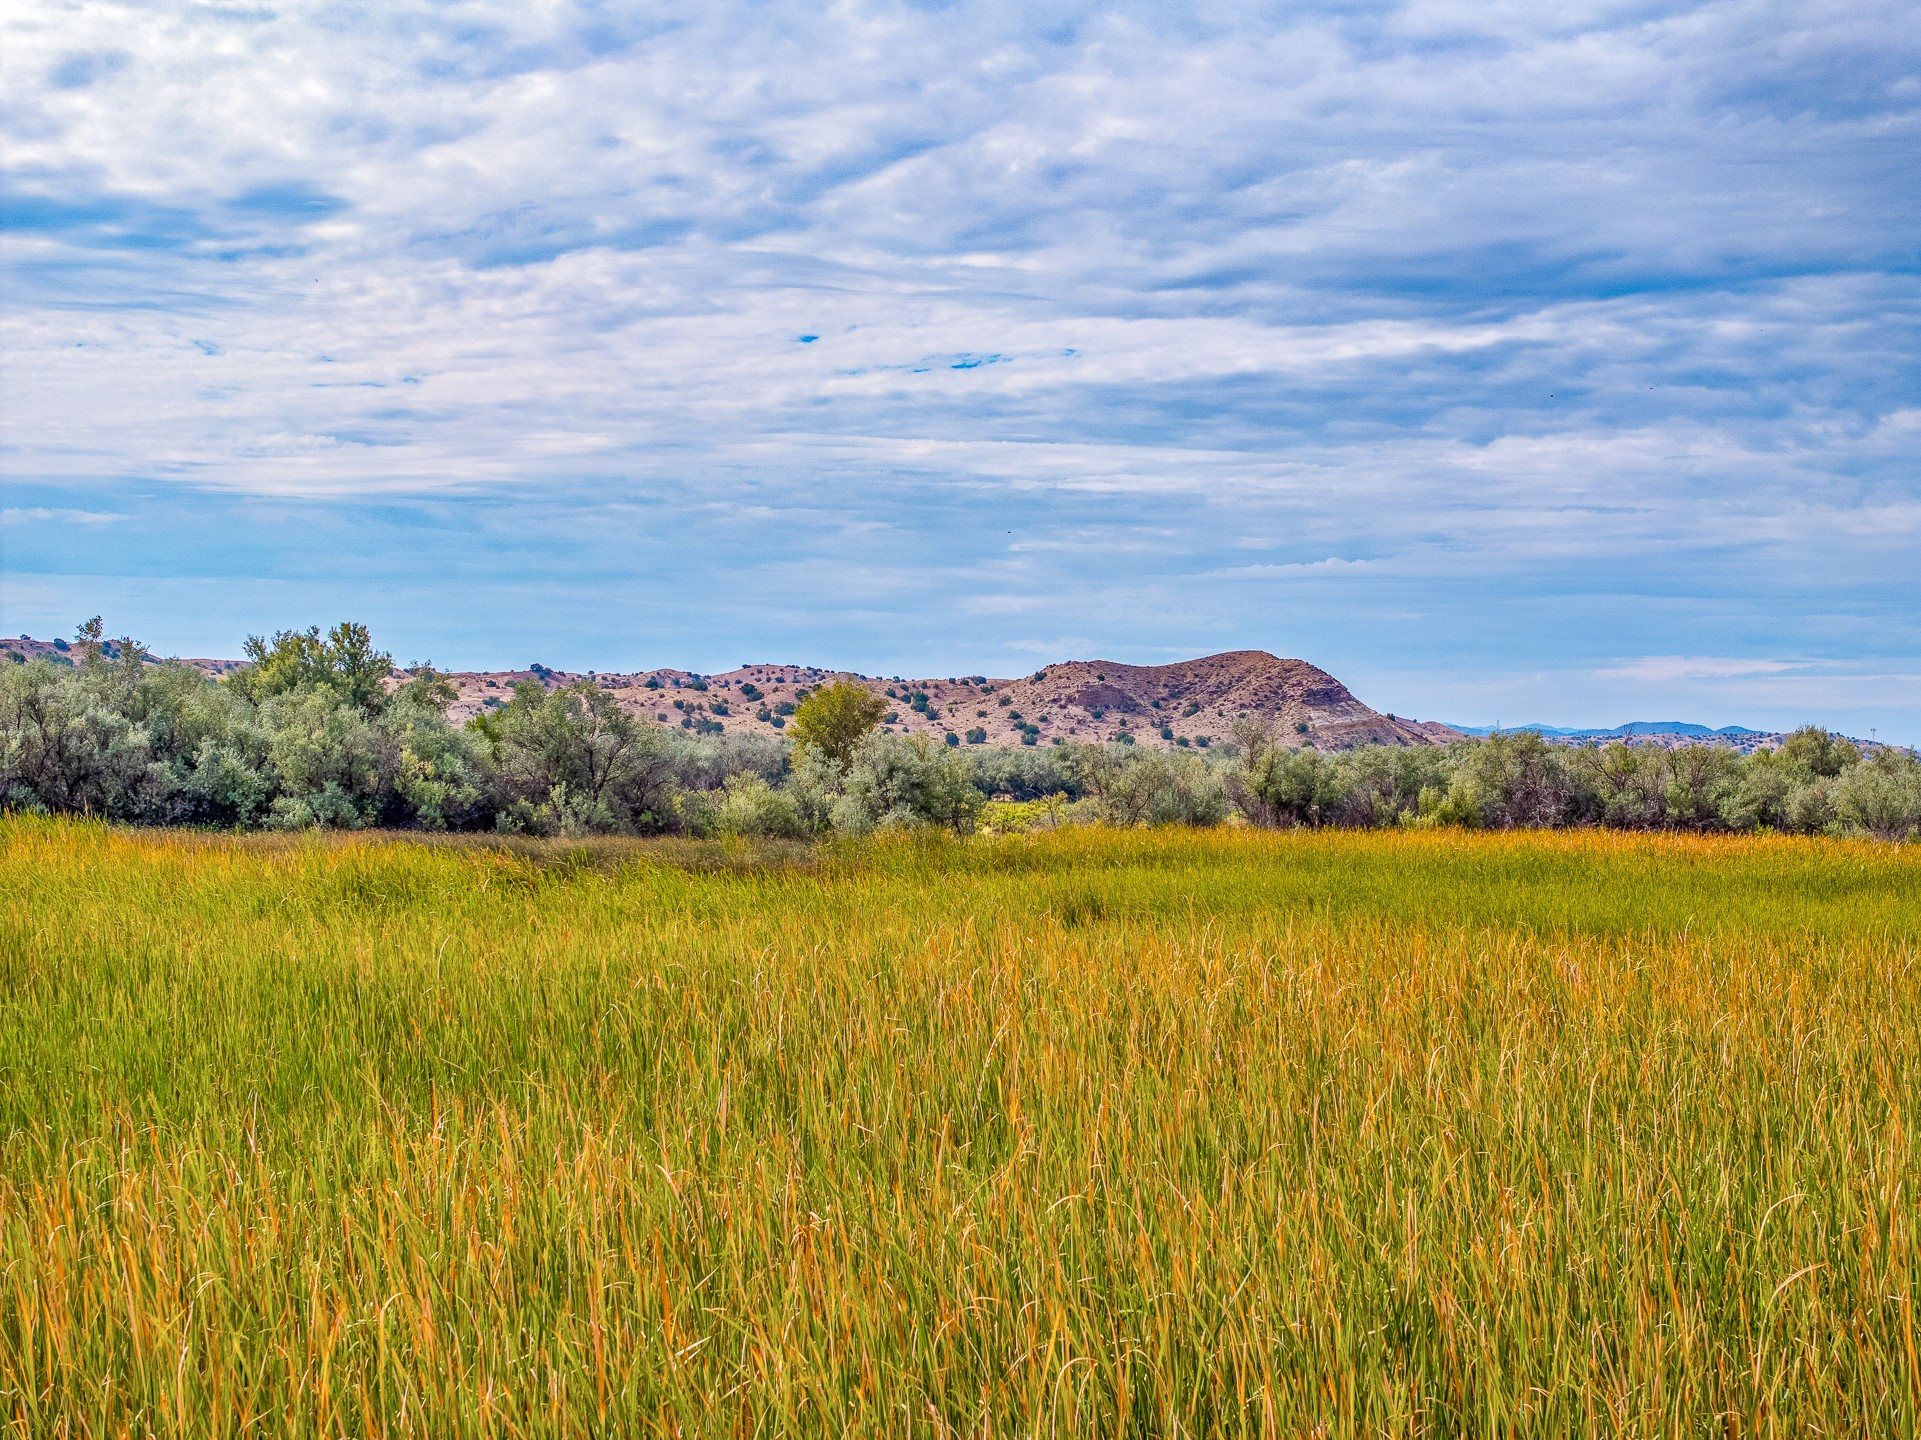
3, 817, 1920, 1435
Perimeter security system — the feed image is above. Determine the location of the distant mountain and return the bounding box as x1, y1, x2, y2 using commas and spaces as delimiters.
1446, 721, 1764, 739
1616, 722, 1762, 737
1444, 723, 1578, 737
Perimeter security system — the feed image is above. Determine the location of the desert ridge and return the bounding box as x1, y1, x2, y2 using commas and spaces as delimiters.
0, 637, 1449, 749
383, 650, 1452, 750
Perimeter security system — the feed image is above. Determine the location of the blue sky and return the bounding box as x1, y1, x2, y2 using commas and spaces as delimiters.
3, 1, 1918, 739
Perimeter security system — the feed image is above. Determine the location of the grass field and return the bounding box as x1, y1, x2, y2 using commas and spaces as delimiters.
4, 816, 1920, 1436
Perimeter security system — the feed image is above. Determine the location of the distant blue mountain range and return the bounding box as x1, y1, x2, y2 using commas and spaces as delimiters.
1444, 722, 1765, 738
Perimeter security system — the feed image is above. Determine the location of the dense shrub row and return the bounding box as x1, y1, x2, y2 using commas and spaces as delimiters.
1225, 720, 1921, 840
4, 624, 1917, 839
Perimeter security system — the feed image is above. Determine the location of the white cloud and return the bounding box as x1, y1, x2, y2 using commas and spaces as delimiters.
0, 507, 128, 525
1596, 656, 1801, 682
0, 0, 1915, 732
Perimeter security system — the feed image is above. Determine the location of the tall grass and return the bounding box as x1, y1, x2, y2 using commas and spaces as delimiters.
3, 816, 1919, 1435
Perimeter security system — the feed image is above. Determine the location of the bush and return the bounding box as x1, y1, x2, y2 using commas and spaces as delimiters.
473, 681, 675, 835
1327, 745, 1449, 828
1715, 729, 1855, 834
832, 733, 981, 835
1572, 743, 1666, 830
258, 689, 399, 829
968, 745, 1084, 801
386, 696, 491, 831
684, 773, 809, 839
0, 658, 163, 820
1433, 732, 1579, 829
1080, 745, 1230, 827
1834, 749, 1921, 840
1716, 747, 1797, 831
663, 732, 788, 793
1659, 745, 1741, 830
1228, 719, 1354, 828
10, 614, 1915, 847
1781, 725, 1861, 778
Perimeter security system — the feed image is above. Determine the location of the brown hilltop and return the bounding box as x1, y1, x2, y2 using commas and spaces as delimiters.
428, 648, 1453, 750
988, 652, 1452, 749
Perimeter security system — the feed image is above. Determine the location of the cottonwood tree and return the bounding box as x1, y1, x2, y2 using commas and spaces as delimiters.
789, 680, 886, 769
237, 622, 393, 714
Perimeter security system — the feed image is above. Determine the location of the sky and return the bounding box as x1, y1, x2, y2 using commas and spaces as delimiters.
2, 1, 1918, 740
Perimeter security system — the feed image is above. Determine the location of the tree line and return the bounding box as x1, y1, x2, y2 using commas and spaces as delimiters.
3, 621, 1917, 840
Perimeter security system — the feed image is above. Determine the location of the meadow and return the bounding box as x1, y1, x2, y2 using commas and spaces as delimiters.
4, 816, 1920, 1436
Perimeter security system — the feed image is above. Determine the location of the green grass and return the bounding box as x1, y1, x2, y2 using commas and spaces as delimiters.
4, 817, 1920, 1435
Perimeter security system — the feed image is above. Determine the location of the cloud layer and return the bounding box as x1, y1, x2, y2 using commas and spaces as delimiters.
3, 0, 1918, 736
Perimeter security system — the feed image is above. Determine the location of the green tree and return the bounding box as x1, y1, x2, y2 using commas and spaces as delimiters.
1435, 731, 1579, 829
74, 616, 106, 666
789, 679, 886, 769
1780, 725, 1861, 778
472, 681, 674, 834
237, 622, 393, 714
1227, 719, 1346, 827
0, 657, 159, 818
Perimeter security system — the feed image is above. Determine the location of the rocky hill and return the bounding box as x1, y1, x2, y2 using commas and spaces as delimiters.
415, 650, 1452, 750
1, 636, 1452, 750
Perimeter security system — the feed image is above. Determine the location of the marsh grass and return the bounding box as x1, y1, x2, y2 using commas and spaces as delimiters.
4, 817, 1920, 1435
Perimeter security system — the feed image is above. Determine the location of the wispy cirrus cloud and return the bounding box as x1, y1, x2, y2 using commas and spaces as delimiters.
0, 507, 128, 525
1597, 657, 1803, 683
